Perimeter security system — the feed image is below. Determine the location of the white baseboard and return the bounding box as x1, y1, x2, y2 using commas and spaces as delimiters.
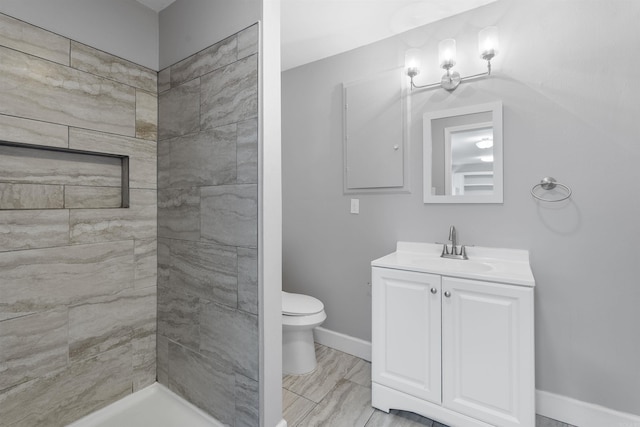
536, 389, 640, 427
313, 326, 371, 361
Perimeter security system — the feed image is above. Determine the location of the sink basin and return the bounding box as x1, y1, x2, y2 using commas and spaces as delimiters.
372, 242, 535, 287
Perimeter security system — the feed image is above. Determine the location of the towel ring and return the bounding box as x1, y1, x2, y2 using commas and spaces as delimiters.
531, 177, 572, 202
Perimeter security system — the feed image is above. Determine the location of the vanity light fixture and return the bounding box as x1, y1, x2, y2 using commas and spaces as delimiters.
475, 137, 493, 149
406, 26, 499, 92
480, 155, 494, 163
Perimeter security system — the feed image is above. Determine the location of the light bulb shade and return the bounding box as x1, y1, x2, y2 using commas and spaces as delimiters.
405, 48, 422, 77
438, 39, 456, 69
479, 26, 499, 60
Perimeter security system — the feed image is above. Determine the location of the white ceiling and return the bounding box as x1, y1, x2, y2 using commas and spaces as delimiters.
135, 0, 496, 70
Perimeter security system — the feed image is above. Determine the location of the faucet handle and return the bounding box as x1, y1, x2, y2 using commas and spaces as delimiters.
440, 243, 449, 256
460, 245, 469, 260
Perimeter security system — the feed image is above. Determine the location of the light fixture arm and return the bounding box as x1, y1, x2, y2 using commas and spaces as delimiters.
408, 58, 493, 92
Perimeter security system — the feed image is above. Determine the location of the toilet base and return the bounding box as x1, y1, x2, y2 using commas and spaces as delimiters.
282, 327, 318, 375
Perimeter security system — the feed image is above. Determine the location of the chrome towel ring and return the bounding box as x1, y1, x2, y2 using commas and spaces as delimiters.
531, 177, 572, 202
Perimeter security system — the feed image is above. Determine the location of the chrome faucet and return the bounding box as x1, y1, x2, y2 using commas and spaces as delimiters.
441, 225, 468, 260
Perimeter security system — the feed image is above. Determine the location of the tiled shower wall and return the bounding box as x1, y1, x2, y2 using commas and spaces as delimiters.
0, 13, 158, 427
156, 24, 260, 426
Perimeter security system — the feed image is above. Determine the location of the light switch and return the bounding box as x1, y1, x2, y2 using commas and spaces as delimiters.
350, 198, 359, 214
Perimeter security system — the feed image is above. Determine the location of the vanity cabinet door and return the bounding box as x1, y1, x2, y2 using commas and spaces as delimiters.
441, 277, 535, 427
372, 267, 442, 404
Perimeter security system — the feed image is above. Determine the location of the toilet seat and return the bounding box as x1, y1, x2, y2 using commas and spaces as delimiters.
282, 291, 324, 316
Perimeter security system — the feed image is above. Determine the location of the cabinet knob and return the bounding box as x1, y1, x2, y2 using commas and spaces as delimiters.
430, 287, 437, 294
444, 291, 451, 298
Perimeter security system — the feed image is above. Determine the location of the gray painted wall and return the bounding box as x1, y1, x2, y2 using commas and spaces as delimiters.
0, 0, 158, 69
159, 0, 260, 69
282, 0, 640, 416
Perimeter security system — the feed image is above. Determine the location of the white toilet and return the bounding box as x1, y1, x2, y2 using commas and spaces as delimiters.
282, 291, 327, 375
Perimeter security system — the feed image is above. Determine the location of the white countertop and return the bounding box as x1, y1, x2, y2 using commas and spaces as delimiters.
371, 242, 535, 287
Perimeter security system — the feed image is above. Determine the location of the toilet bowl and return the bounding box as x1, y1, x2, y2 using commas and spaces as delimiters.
282, 291, 326, 375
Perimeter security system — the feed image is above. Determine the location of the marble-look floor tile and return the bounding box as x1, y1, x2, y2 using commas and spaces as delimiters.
238, 247, 258, 315
0, 308, 68, 391
200, 184, 257, 248
171, 35, 237, 87
167, 341, 235, 425
157, 285, 201, 351
157, 187, 201, 241
536, 414, 576, 427
0, 210, 69, 252
159, 78, 200, 140
283, 389, 317, 427
136, 90, 158, 141
167, 124, 237, 188
0, 345, 132, 427
200, 301, 259, 381
69, 127, 157, 190
0, 240, 133, 321
283, 344, 360, 403
64, 186, 122, 209
70, 41, 157, 93
365, 409, 435, 427
235, 373, 259, 427
169, 239, 238, 307
69, 189, 157, 244
345, 358, 372, 388
200, 55, 258, 130
0, 12, 70, 65
299, 379, 374, 427
0, 183, 64, 209
0, 45, 135, 137
134, 239, 157, 289
0, 114, 68, 148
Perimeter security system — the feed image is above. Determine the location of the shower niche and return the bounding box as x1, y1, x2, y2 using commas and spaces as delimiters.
0, 140, 129, 210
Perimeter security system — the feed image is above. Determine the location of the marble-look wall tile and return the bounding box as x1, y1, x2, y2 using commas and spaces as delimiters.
0, 210, 69, 252
201, 184, 258, 247
157, 238, 171, 288
157, 286, 200, 351
200, 55, 258, 130
70, 189, 157, 244
169, 239, 238, 307
64, 186, 122, 209
69, 127, 157, 190
200, 301, 259, 380
237, 118, 258, 184
0, 183, 64, 209
237, 24, 259, 60
171, 35, 237, 87
0, 45, 135, 137
235, 373, 260, 427
0, 240, 134, 321
238, 247, 258, 315
0, 345, 132, 427
68, 287, 155, 363
158, 187, 201, 241
0, 308, 68, 391
158, 139, 171, 189
136, 90, 158, 141
134, 239, 157, 289
167, 341, 235, 425
0, 144, 121, 187
0, 12, 70, 65
0, 114, 68, 148
159, 79, 200, 141
70, 41, 157, 93
133, 333, 156, 391
158, 68, 171, 93
167, 124, 237, 188
156, 334, 169, 386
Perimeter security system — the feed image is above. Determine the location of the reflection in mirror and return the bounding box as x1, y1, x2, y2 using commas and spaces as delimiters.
423, 102, 502, 203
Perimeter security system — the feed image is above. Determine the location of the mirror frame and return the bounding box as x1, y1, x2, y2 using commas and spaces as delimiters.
423, 101, 503, 204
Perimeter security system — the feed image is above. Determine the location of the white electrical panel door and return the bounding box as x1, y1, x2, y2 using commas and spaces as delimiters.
344, 69, 405, 190
372, 267, 442, 404
441, 277, 535, 427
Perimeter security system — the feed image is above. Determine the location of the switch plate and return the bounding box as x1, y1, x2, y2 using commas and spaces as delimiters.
350, 198, 359, 214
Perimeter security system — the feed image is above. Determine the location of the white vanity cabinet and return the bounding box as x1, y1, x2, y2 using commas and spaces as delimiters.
371, 242, 535, 427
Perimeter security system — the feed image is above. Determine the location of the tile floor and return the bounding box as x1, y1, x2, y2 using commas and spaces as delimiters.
282, 344, 577, 427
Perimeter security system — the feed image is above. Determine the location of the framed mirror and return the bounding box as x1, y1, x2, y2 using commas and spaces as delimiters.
423, 101, 503, 203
